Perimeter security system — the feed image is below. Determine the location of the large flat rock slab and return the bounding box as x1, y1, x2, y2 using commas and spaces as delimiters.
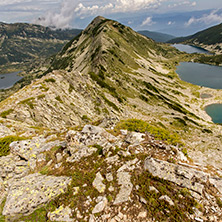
144, 157, 209, 194
3, 173, 71, 216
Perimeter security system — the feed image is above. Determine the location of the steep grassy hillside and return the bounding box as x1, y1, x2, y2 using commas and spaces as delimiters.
169, 23, 222, 54
138, 30, 175, 42
0, 22, 82, 70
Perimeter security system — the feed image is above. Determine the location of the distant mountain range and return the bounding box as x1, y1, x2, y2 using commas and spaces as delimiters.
138, 30, 175, 42
0, 22, 82, 67
169, 23, 222, 54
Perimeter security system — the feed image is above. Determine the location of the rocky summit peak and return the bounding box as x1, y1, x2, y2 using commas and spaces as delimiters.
91, 15, 106, 24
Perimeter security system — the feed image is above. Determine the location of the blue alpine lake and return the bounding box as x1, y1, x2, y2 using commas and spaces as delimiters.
173, 44, 211, 54
0, 71, 22, 89
176, 62, 222, 89
205, 104, 222, 124
176, 62, 222, 123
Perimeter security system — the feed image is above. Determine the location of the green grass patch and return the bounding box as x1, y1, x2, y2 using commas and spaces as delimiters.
55, 96, 63, 103
37, 94, 45, 99
114, 119, 183, 146
101, 94, 119, 112
68, 84, 75, 93
0, 109, 14, 118
0, 135, 26, 157
19, 97, 35, 109
133, 171, 197, 221
44, 78, 56, 83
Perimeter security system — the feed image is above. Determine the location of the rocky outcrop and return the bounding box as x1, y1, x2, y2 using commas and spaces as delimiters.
3, 173, 71, 216
10, 137, 66, 169
93, 172, 106, 193
0, 154, 29, 182
0, 124, 221, 221
144, 157, 208, 194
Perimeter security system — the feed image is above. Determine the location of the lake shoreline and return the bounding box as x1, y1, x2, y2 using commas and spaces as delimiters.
0, 71, 23, 90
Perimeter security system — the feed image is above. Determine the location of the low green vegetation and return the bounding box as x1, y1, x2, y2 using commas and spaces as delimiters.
114, 119, 183, 146
216, 197, 222, 208
44, 78, 56, 83
195, 54, 222, 66
81, 115, 91, 122
37, 94, 45, 99
0, 109, 14, 118
0, 199, 6, 221
55, 96, 63, 103
101, 94, 119, 112
133, 171, 197, 221
19, 97, 35, 109
68, 84, 75, 93
0, 135, 26, 157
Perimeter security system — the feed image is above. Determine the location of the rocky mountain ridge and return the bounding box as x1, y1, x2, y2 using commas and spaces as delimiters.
0, 16, 222, 221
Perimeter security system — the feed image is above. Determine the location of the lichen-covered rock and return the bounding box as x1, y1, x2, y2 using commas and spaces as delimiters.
0, 154, 29, 182
66, 145, 97, 163
10, 138, 66, 161
93, 172, 106, 193
66, 125, 117, 147
144, 157, 208, 194
2, 173, 71, 216
125, 132, 145, 144
114, 171, 133, 205
10, 138, 66, 169
92, 197, 107, 214
48, 206, 74, 222
159, 195, 174, 206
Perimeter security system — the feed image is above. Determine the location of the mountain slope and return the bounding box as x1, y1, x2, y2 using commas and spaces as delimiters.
0, 16, 222, 222
0, 22, 82, 68
138, 30, 175, 42
169, 23, 222, 54
0, 16, 221, 163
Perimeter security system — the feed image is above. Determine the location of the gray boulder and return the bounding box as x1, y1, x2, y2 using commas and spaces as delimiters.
114, 171, 133, 205
3, 173, 71, 216
93, 172, 106, 193
48, 206, 74, 222
144, 157, 208, 194
10, 138, 66, 169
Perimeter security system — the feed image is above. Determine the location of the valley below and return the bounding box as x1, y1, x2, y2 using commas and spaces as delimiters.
0, 17, 222, 221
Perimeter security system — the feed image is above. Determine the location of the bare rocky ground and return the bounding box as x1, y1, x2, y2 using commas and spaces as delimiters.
0, 123, 221, 221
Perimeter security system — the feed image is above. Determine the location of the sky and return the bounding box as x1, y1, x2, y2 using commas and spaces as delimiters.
0, 0, 222, 36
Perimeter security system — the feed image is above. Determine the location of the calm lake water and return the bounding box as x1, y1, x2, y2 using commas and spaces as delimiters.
176, 62, 222, 123
0, 71, 22, 89
173, 44, 211, 54
205, 104, 222, 124
176, 62, 222, 89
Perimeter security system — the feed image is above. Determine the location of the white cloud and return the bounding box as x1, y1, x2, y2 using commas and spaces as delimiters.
185, 9, 222, 26
168, 21, 175, 25
34, 0, 163, 29
0, 0, 60, 6
141, 16, 155, 26
168, 1, 196, 8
